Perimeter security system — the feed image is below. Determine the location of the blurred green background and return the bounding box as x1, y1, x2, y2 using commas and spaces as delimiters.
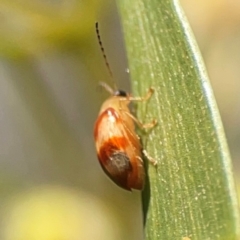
0, 0, 239, 240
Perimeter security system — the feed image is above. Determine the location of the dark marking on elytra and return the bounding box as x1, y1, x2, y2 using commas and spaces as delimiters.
98, 139, 132, 190
109, 151, 132, 174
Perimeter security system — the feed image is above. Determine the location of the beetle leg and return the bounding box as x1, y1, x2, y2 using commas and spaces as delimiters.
122, 111, 157, 129
119, 87, 154, 102
142, 149, 157, 166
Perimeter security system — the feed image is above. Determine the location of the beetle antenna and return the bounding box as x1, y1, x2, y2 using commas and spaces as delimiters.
98, 81, 114, 95
95, 22, 117, 90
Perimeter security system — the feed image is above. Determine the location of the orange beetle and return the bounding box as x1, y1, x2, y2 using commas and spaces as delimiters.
94, 23, 156, 191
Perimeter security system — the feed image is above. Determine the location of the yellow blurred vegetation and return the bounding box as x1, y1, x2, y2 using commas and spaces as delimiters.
0, 0, 103, 57
2, 185, 121, 240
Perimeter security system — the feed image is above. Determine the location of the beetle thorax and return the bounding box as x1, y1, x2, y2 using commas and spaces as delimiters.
98, 96, 135, 131
99, 96, 130, 115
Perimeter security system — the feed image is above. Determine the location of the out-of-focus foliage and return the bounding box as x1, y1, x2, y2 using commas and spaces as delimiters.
0, 0, 101, 58
0, 1, 142, 240
2, 185, 121, 240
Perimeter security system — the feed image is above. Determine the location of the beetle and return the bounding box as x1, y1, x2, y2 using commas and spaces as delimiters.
94, 22, 156, 190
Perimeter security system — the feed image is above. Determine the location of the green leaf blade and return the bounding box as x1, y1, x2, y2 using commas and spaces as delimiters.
117, 0, 240, 239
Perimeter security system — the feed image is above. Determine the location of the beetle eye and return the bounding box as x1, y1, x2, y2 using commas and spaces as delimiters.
114, 90, 127, 97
